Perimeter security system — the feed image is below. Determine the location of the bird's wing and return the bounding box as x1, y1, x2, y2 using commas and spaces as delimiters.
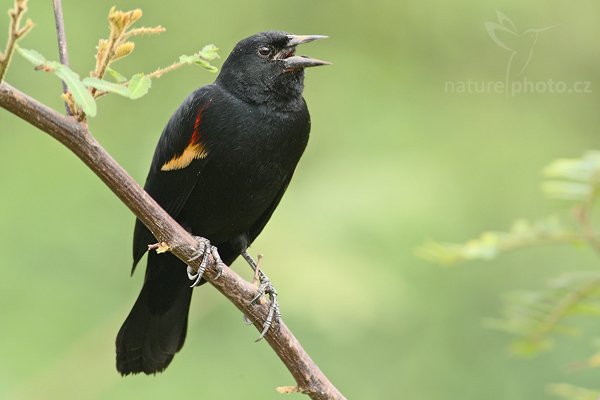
216, 176, 294, 266
132, 85, 217, 272
248, 175, 293, 244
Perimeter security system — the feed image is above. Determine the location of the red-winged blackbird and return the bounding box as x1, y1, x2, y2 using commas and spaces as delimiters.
116, 31, 329, 375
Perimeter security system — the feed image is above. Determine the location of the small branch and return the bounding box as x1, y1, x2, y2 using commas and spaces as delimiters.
52, 0, 70, 115
418, 230, 583, 266
0, 80, 346, 400
124, 25, 165, 39
527, 275, 600, 347
146, 60, 187, 79
574, 206, 600, 255
0, 0, 34, 81
277, 386, 306, 394
91, 8, 145, 92
573, 182, 600, 255
91, 34, 117, 95
147, 49, 218, 80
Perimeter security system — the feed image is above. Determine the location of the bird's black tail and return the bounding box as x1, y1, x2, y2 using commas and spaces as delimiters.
116, 252, 192, 375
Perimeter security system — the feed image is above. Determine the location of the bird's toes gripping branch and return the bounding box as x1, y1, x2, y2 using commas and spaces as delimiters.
241, 251, 281, 341
186, 236, 223, 287
252, 271, 281, 341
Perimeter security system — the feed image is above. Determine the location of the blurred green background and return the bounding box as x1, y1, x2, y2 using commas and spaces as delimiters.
1, 1, 600, 399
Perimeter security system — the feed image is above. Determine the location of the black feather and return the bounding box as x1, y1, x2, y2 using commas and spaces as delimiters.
117, 30, 321, 375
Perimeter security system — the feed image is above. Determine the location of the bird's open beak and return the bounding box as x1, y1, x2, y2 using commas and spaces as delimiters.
284, 55, 331, 69
282, 34, 331, 70
286, 34, 328, 47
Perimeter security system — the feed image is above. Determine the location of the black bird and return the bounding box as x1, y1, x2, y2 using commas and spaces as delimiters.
116, 31, 329, 375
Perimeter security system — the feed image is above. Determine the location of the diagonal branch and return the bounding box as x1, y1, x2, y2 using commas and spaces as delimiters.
0, 81, 346, 400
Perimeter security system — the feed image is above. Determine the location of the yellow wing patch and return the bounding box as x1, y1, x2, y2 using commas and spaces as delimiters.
160, 143, 208, 171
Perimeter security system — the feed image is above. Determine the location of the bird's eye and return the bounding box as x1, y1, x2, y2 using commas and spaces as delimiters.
257, 46, 273, 58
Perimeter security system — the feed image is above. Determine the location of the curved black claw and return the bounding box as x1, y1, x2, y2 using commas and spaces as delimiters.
250, 271, 281, 341
186, 237, 211, 287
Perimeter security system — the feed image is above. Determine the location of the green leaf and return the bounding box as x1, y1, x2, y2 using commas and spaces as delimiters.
82, 77, 130, 97
17, 47, 97, 117
127, 73, 151, 99
542, 181, 591, 201
105, 67, 128, 83
178, 52, 218, 73
51, 63, 97, 117
178, 54, 197, 64
194, 59, 218, 73
544, 151, 600, 183
16, 47, 47, 66
199, 44, 219, 60
542, 151, 600, 204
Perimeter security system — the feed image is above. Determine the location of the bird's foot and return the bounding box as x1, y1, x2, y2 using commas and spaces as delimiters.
211, 245, 225, 280
241, 251, 281, 340
186, 236, 223, 287
250, 270, 281, 341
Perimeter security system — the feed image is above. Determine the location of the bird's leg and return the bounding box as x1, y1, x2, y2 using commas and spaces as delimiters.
186, 236, 223, 287
241, 250, 281, 341
251, 254, 263, 285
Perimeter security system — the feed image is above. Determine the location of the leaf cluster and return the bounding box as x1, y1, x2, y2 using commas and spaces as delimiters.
417, 217, 580, 266
15, 7, 219, 119
484, 272, 600, 356
418, 151, 600, 265
418, 151, 600, 399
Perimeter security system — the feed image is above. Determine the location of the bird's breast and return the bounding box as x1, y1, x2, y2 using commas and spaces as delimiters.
180, 108, 309, 243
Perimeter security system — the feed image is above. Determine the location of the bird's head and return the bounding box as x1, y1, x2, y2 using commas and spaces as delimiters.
216, 31, 329, 108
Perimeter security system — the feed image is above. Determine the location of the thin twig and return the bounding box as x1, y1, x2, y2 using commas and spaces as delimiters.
52, 0, 70, 114
574, 206, 600, 255
90, 8, 147, 98
146, 60, 187, 79
0, 0, 34, 81
124, 25, 165, 39
0, 81, 346, 400
572, 177, 600, 255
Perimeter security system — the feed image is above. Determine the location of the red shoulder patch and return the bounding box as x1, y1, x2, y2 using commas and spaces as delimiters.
190, 108, 203, 146
161, 103, 211, 171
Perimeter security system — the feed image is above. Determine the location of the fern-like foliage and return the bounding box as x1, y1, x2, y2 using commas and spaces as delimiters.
418, 150, 600, 394
418, 151, 600, 266
417, 217, 581, 266
484, 273, 600, 356
542, 151, 600, 203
